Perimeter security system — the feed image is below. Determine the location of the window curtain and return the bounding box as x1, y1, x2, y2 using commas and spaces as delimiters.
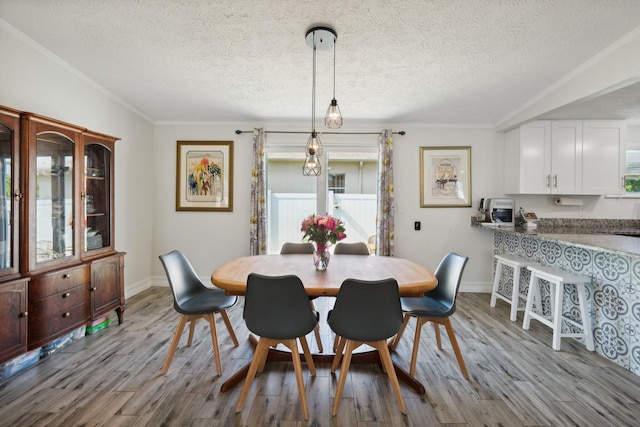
376, 129, 394, 256
249, 128, 267, 255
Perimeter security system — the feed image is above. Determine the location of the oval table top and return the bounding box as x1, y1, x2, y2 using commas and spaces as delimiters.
211, 254, 437, 297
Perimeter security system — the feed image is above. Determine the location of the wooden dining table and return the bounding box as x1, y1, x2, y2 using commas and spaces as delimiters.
211, 253, 437, 393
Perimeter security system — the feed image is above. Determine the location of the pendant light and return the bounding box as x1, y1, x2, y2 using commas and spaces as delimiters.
302, 146, 321, 176
303, 27, 336, 176
324, 30, 343, 129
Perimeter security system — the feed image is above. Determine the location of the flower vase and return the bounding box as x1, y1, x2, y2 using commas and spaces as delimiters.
313, 243, 330, 271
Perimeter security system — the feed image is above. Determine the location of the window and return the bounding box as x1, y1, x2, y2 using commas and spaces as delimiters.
328, 173, 345, 194
266, 136, 378, 253
625, 148, 640, 193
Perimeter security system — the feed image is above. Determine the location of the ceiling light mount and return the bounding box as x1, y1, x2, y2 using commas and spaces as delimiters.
305, 27, 336, 51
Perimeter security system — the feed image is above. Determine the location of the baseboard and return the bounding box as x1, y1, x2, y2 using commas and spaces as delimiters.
124, 277, 153, 299
460, 282, 492, 293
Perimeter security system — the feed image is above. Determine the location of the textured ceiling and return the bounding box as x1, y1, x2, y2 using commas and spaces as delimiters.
1, 0, 640, 125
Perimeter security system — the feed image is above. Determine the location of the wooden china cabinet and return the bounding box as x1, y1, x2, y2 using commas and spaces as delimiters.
0, 106, 125, 363
0, 106, 29, 363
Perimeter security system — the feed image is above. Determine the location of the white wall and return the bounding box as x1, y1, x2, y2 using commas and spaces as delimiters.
0, 24, 155, 297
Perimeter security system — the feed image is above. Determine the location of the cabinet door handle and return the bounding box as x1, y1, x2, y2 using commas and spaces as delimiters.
546, 175, 550, 188
22, 311, 28, 318
14, 191, 23, 201
63, 312, 71, 318
622, 176, 626, 189
62, 292, 70, 298
91, 286, 97, 291
553, 175, 558, 188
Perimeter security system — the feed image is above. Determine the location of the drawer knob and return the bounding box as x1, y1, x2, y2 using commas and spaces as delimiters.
22, 311, 28, 318
63, 312, 70, 318
91, 286, 97, 291
62, 273, 70, 279
63, 292, 70, 298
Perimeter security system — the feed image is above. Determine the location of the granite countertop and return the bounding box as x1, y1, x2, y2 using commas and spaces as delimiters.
471, 218, 640, 257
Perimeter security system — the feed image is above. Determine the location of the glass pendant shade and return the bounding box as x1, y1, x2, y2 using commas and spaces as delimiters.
324, 98, 343, 129
305, 130, 323, 157
302, 148, 321, 176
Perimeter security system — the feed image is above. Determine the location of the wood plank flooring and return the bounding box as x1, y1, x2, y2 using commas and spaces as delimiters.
1, 287, 639, 426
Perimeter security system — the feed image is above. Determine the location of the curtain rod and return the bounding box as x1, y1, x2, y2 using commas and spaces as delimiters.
234, 129, 406, 135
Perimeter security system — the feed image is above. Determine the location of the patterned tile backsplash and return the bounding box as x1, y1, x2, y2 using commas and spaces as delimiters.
491, 222, 640, 377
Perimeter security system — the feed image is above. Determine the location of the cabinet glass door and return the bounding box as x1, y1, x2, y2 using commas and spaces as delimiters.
0, 123, 13, 271
84, 144, 111, 252
36, 132, 74, 262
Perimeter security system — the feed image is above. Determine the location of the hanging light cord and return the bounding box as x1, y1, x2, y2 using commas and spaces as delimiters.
311, 30, 317, 133
332, 35, 336, 99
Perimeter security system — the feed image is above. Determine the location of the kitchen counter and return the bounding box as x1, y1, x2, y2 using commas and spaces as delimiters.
475, 218, 640, 377
472, 218, 640, 256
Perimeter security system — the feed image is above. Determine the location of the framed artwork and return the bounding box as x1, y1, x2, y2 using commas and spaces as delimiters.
420, 146, 471, 207
176, 140, 234, 211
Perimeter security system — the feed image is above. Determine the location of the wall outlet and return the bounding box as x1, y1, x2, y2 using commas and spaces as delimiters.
414, 221, 421, 231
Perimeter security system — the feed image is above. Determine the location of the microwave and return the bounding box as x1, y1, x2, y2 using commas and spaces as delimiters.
483, 198, 515, 226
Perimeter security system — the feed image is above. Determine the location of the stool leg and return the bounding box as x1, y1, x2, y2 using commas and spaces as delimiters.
551, 280, 563, 351
577, 283, 595, 351
510, 265, 521, 322
523, 274, 537, 330
490, 260, 503, 308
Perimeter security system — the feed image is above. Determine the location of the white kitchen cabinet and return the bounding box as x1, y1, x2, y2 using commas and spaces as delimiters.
504, 120, 625, 195
582, 120, 626, 195
504, 120, 582, 194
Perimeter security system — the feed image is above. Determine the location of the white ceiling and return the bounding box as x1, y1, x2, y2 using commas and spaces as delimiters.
2, 0, 640, 125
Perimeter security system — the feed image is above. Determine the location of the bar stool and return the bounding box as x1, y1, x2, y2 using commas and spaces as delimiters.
523, 265, 594, 352
490, 254, 540, 321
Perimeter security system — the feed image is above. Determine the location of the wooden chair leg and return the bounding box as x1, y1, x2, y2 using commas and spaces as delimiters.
330, 337, 346, 373
389, 314, 411, 351
332, 333, 340, 352
309, 300, 324, 353
283, 338, 311, 420
312, 325, 323, 353
219, 310, 239, 346
441, 317, 469, 379
332, 340, 362, 416
298, 335, 316, 376
204, 313, 222, 376
187, 316, 197, 346
236, 338, 273, 413
433, 321, 442, 349
161, 315, 189, 374
371, 340, 407, 414
410, 317, 428, 376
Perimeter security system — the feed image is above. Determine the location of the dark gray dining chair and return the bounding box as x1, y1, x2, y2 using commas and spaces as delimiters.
235, 273, 319, 421
158, 250, 239, 376
331, 241, 371, 352
328, 278, 407, 415
280, 242, 324, 352
280, 242, 314, 255
333, 241, 371, 255
389, 252, 469, 378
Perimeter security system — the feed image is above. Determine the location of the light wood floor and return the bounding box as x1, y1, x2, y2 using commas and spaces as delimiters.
1, 287, 639, 426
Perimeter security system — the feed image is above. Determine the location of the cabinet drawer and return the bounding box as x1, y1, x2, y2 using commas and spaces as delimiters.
29, 284, 90, 321
30, 265, 91, 300
28, 302, 90, 348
